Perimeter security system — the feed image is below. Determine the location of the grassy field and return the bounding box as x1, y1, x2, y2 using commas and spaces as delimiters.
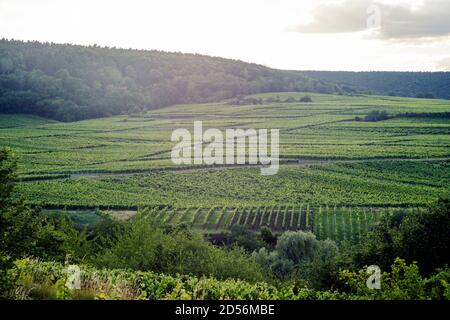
1, 92, 449, 236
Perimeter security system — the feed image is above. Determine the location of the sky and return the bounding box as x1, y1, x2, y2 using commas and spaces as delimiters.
0, 0, 450, 71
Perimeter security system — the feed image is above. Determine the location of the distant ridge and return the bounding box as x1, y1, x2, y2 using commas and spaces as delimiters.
1, 39, 449, 122
302, 71, 450, 100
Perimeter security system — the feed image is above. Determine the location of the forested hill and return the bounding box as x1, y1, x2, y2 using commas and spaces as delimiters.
302, 71, 450, 100
2, 40, 448, 122
0, 39, 342, 121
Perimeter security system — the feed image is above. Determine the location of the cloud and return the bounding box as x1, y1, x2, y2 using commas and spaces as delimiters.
287, 0, 372, 34
435, 56, 450, 71
288, 0, 450, 41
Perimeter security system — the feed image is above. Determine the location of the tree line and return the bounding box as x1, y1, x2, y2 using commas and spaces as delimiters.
0, 39, 342, 122
303, 71, 450, 100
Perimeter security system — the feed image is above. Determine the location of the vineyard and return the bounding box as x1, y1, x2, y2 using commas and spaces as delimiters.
136, 205, 414, 243
1, 91, 449, 302
1, 91, 449, 209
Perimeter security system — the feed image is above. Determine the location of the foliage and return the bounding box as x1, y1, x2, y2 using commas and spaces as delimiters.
260, 226, 277, 248
2, 91, 449, 209
93, 211, 264, 282
0, 148, 92, 298
298, 240, 342, 290
0, 39, 343, 121
254, 248, 295, 280
143, 205, 386, 247
356, 195, 450, 275
9, 258, 448, 300
1, 88, 449, 300
396, 112, 450, 119
10, 258, 344, 300
276, 231, 318, 264
304, 71, 450, 99
218, 225, 264, 252
86, 214, 125, 253
340, 258, 450, 300
361, 110, 391, 122
254, 231, 341, 288
299, 95, 313, 102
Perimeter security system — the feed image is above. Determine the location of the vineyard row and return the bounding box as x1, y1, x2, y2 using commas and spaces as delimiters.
146, 206, 420, 243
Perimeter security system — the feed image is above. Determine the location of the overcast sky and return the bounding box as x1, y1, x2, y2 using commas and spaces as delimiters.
1, 0, 450, 71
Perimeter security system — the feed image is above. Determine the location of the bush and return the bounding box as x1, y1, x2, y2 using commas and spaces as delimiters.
299, 95, 313, 103
340, 258, 450, 300
254, 231, 341, 288
11, 258, 448, 300
284, 97, 297, 103
260, 226, 277, 248
10, 259, 339, 300
94, 212, 264, 282
276, 231, 318, 264
364, 110, 390, 122
254, 248, 294, 280
218, 225, 264, 252
298, 240, 341, 289
356, 195, 450, 275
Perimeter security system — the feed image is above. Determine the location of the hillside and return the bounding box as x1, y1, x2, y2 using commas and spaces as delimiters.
303, 71, 450, 100
0, 39, 341, 121
1, 92, 449, 301
2, 92, 449, 209
2, 40, 449, 123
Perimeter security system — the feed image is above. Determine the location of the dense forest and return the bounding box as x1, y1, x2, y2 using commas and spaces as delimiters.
303, 71, 450, 100
0, 39, 342, 121
1, 40, 449, 122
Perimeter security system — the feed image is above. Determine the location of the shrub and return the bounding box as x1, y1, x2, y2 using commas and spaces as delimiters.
285, 97, 297, 103
364, 110, 390, 122
356, 195, 450, 275
340, 258, 450, 300
9, 259, 324, 300
253, 248, 294, 280
221, 225, 264, 252
299, 240, 340, 289
94, 212, 264, 282
11, 259, 448, 300
254, 231, 341, 287
260, 226, 277, 248
276, 231, 318, 264
299, 95, 313, 103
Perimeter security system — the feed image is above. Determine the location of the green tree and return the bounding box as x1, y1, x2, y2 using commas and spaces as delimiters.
0, 148, 88, 298
94, 211, 264, 282
340, 258, 450, 300
260, 226, 277, 248
224, 225, 264, 252
254, 231, 340, 287
0, 57, 14, 73
356, 195, 450, 275
299, 95, 313, 102
364, 110, 390, 122
276, 231, 318, 264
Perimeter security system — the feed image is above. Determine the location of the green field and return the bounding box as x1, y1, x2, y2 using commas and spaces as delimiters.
1, 92, 449, 236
